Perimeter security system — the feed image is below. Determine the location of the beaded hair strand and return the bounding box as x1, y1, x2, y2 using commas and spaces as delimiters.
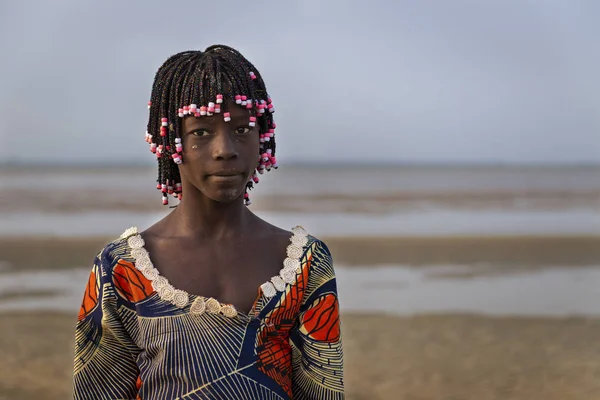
144, 45, 277, 206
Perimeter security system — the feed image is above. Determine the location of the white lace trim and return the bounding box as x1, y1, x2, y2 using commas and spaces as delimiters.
121, 225, 309, 317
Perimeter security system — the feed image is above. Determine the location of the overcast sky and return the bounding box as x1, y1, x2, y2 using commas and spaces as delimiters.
0, 0, 598, 165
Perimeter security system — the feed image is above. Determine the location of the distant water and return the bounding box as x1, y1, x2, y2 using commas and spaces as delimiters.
2, 164, 600, 194
2, 209, 600, 237
1, 165, 598, 237
1, 265, 598, 317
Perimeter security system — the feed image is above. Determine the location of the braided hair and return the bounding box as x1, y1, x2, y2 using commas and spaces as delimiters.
145, 45, 277, 206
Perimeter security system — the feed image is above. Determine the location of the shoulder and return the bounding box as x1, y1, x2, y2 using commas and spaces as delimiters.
93, 226, 138, 275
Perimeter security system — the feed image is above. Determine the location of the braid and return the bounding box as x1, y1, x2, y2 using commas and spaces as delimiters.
145, 45, 278, 206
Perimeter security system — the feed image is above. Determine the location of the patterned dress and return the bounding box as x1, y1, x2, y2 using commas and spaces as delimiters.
73, 226, 344, 400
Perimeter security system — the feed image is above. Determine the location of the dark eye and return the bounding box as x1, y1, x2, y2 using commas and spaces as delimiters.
235, 126, 251, 135
191, 129, 210, 137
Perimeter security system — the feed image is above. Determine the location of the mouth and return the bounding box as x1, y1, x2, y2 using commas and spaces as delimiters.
211, 171, 244, 177
208, 171, 245, 183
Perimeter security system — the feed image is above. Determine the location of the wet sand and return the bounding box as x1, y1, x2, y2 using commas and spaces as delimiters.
1, 235, 599, 273
1, 236, 600, 399
1, 312, 599, 400
2, 188, 600, 214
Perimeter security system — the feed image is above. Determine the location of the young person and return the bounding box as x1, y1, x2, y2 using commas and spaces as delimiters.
73, 45, 344, 400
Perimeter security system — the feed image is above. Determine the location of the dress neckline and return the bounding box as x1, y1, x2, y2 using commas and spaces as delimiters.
120, 225, 310, 319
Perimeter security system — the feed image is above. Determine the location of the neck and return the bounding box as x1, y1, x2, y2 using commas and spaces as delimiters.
169, 188, 252, 240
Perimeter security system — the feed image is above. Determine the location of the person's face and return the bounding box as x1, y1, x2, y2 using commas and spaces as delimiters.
178, 101, 260, 203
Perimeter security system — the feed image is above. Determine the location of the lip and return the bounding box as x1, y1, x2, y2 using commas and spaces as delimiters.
211, 171, 244, 177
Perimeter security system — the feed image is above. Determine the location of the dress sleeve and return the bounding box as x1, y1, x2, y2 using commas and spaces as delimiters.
73, 247, 140, 400
290, 239, 345, 399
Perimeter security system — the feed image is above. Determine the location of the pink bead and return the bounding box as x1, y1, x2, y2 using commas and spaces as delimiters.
156, 183, 161, 190
271, 123, 276, 128
246, 102, 253, 109
150, 143, 157, 153
253, 176, 259, 183
249, 117, 257, 122
235, 95, 241, 100
241, 95, 247, 101
244, 193, 249, 199
162, 197, 168, 205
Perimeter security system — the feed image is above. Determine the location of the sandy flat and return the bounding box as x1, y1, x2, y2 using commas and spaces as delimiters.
0, 312, 599, 400
1, 235, 598, 273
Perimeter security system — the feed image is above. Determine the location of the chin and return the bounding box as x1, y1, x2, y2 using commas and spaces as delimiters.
210, 188, 246, 203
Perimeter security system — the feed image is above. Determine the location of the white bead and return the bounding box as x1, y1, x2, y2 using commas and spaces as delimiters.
271, 276, 286, 291
162, 122, 168, 126
236, 99, 242, 104
127, 235, 145, 249
172, 290, 189, 308
280, 268, 296, 284
224, 117, 231, 122
283, 257, 300, 271
206, 298, 221, 313
249, 122, 255, 127
208, 102, 215, 108
175, 138, 181, 143
200, 109, 207, 116
261, 282, 277, 298
178, 112, 184, 118
190, 298, 206, 315
221, 305, 237, 318
241, 101, 247, 106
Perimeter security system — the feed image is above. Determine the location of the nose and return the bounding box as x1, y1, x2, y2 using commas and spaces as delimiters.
212, 131, 238, 160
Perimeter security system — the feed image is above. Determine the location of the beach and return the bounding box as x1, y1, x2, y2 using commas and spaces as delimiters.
1, 165, 599, 399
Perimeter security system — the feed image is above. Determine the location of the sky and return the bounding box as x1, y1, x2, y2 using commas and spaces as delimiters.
0, 0, 598, 165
